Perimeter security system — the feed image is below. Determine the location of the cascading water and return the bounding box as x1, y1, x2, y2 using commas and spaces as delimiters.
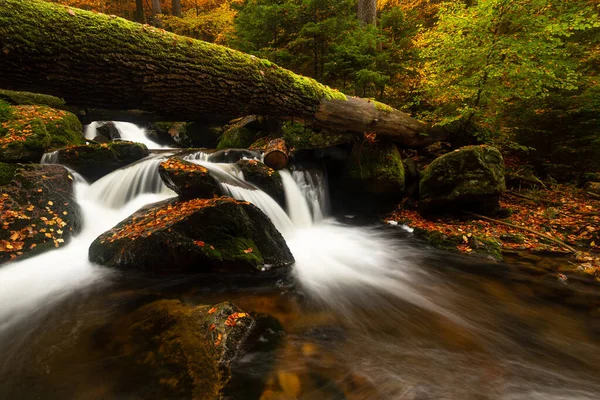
85, 121, 168, 149
3, 124, 600, 399
85, 155, 175, 208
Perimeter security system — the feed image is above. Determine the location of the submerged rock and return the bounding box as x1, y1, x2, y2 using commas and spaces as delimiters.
236, 159, 284, 205
57, 141, 149, 182
0, 101, 85, 163
158, 157, 219, 199
0, 162, 82, 264
419, 145, 505, 214
103, 299, 284, 399
88, 197, 294, 273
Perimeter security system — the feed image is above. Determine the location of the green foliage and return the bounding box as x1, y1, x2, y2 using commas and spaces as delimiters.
416, 0, 600, 133
160, 5, 236, 44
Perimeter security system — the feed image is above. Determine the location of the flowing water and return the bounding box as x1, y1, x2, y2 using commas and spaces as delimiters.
1, 128, 600, 399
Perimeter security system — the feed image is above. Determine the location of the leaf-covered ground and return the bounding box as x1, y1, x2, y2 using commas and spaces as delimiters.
388, 184, 600, 280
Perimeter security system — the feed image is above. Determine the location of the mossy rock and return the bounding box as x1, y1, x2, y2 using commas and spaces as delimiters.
102, 299, 284, 399
88, 197, 294, 273
236, 159, 284, 205
0, 104, 84, 163
0, 163, 82, 264
412, 226, 503, 262
217, 126, 259, 150
419, 145, 505, 215
158, 157, 219, 199
342, 140, 405, 195
0, 89, 67, 109
57, 141, 149, 182
281, 121, 353, 151
148, 121, 189, 147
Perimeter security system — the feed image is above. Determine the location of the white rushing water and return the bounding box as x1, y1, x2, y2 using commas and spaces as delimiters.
85, 121, 168, 149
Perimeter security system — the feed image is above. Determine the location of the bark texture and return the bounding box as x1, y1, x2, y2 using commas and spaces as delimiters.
358, 0, 377, 26
0, 0, 441, 147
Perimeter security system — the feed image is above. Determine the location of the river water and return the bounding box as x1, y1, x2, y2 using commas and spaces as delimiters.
0, 124, 599, 399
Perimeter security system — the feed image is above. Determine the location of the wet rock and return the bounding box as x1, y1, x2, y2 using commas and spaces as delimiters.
0, 101, 85, 163
95, 121, 121, 141
236, 159, 284, 205
89, 197, 294, 273
158, 157, 219, 199
342, 140, 405, 195
148, 121, 189, 147
56, 141, 149, 182
209, 148, 261, 163
104, 299, 284, 400
419, 145, 505, 214
0, 162, 82, 264
217, 116, 264, 150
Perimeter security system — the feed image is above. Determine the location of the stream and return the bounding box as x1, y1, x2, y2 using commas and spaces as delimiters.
0, 123, 599, 399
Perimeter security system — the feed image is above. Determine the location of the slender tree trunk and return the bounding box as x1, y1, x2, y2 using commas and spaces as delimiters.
358, 0, 377, 26
0, 0, 444, 148
172, 0, 182, 17
134, 0, 144, 23
152, 0, 162, 14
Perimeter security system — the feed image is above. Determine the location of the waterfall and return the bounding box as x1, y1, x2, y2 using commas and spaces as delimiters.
40, 150, 59, 165
84, 121, 168, 149
85, 156, 175, 209
279, 170, 313, 228
291, 168, 330, 222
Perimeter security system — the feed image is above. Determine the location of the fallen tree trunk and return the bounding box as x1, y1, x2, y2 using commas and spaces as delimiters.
0, 0, 444, 148
263, 138, 289, 170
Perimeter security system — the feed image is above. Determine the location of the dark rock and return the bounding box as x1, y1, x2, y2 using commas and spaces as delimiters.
103, 299, 284, 399
0, 101, 85, 163
208, 148, 261, 163
186, 121, 222, 148
236, 159, 284, 205
217, 116, 265, 150
158, 157, 219, 199
403, 157, 419, 197
0, 162, 82, 264
149, 121, 189, 147
419, 145, 505, 214
95, 121, 121, 141
57, 141, 149, 182
88, 197, 294, 273
342, 140, 405, 195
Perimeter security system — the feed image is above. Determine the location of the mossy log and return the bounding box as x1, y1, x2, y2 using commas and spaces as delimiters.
263, 138, 289, 170
0, 0, 443, 148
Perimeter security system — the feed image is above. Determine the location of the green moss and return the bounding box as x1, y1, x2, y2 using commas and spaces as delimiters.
0, 89, 66, 109
413, 227, 503, 262
344, 141, 405, 194
372, 100, 393, 113
0, 99, 12, 124
217, 127, 258, 149
217, 237, 264, 266
0, 161, 16, 185
281, 121, 352, 151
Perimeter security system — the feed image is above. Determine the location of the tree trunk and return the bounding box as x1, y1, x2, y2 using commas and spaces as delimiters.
134, 0, 144, 23
172, 0, 182, 17
263, 138, 289, 170
0, 0, 443, 148
152, 0, 162, 15
358, 0, 377, 26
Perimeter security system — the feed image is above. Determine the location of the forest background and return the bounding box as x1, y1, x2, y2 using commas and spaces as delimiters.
46, 0, 599, 181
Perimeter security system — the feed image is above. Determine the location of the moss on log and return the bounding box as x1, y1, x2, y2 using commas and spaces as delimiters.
0, 0, 441, 148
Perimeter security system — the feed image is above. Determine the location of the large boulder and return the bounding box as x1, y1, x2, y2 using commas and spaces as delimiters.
0, 101, 85, 163
0, 89, 67, 109
236, 159, 284, 205
158, 157, 219, 199
57, 141, 149, 182
342, 140, 405, 195
88, 197, 294, 273
419, 145, 505, 214
101, 300, 284, 399
0, 162, 82, 264
95, 121, 121, 141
